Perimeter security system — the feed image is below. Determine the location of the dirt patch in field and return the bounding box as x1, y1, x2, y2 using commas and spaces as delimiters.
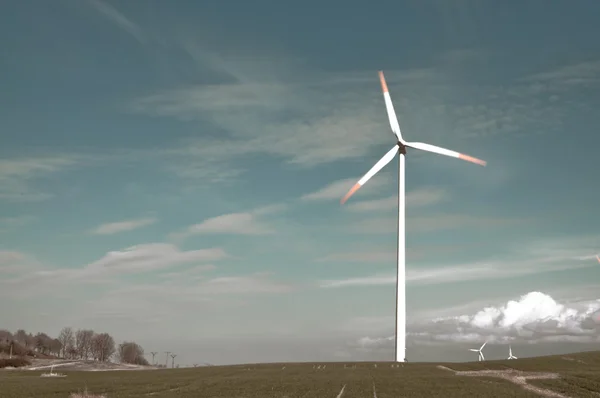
21, 359, 157, 372
561, 356, 587, 364
438, 365, 569, 398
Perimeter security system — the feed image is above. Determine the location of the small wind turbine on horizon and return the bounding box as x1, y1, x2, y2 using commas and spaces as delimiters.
507, 345, 517, 360
469, 341, 487, 361
340, 71, 487, 363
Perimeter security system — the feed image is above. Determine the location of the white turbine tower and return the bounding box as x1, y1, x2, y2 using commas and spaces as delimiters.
340, 71, 487, 362
507, 345, 517, 360
469, 341, 487, 361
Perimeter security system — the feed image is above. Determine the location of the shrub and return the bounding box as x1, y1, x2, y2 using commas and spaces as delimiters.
0, 357, 31, 368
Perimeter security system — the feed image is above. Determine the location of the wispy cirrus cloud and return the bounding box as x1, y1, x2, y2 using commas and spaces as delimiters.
84, 0, 146, 44
301, 176, 392, 202
188, 212, 274, 235
120, 33, 599, 185
0, 156, 78, 202
170, 203, 286, 240
348, 213, 520, 234
319, 239, 599, 288
317, 242, 471, 264
345, 187, 447, 212
0, 215, 36, 234
317, 250, 394, 264
0, 215, 36, 227
522, 60, 600, 88
90, 217, 157, 235
0, 243, 229, 298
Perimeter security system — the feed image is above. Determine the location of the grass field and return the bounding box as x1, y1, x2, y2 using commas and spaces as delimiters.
2, 351, 600, 397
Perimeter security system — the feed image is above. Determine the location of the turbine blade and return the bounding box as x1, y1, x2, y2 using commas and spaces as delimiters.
480, 353, 485, 360
596, 254, 600, 263
378, 71, 404, 142
469, 349, 479, 352
340, 145, 399, 204
480, 341, 487, 350
405, 141, 487, 166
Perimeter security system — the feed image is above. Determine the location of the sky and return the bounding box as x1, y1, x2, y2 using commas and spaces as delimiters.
1, 0, 600, 366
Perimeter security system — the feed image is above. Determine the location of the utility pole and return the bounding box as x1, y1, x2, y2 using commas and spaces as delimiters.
170, 354, 177, 368
150, 352, 157, 365
164, 351, 171, 368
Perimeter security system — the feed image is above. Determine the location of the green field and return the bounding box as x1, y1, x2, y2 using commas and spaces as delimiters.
2, 351, 600, 397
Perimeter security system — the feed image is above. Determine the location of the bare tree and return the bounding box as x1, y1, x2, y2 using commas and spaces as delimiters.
57, 327, 74, 358
34, 332, 52, 355
170, 354, 177, 368
50, 339, 62, 357
0, 329, 13, 343
119, 341, 148, 365
75, 329, 94, 359
91, 333, 115, 362
14, 329, 27, 345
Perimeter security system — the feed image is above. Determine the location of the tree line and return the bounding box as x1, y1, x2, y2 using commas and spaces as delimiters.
0, 327, 153, 366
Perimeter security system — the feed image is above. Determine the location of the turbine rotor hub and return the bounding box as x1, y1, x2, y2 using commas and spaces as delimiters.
397, 142, 407, 155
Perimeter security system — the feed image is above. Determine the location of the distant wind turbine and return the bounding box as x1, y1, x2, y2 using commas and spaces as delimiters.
340, 71, 487, 363
507, 345, 517, 360
469, 341, 487, 361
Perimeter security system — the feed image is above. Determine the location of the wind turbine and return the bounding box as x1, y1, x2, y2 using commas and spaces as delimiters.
469, 341, 487, 361
507, 345, 517, 360
340, 71, 487, 362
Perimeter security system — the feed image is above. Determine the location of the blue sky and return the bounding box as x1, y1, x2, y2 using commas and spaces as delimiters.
1, 0, 600, 365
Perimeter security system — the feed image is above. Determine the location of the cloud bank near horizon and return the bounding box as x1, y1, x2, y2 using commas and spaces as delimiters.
354, 292, 600, 352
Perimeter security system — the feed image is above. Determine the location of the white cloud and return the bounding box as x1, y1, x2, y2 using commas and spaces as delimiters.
406, 187, 448, 207
353, 292, 600, 350
78, 272, 295, 327
86, 243, 226, 273
85, 0, 146, 44
345, 187, 447, 212
188, 212, 272, 235
317, 250, 393, 264
0, 215, 35, 227
316, 243, 466, 264
426, 292, 600, 343
173, 204, 286, 238
522, 60, 600, 87
90, 217, 157, 235
200, 273, 294, 295
0, 244, 229, 297
345, 196, 397, 212
0, 251, 41, 274
319, 251, 597, 288
126, 50, 592, 184
0, 156, 78, 202
160, 264, 217, 280
301, 176, 391, 202
349, 214, 519, 234
0, 215, 35, 233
